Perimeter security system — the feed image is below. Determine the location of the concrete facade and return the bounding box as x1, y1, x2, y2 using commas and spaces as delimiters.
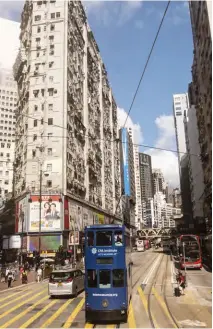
189, 0, 212, 232
12, 1, 121, 249
184, 105, 205, 224
0, 69, 17, 202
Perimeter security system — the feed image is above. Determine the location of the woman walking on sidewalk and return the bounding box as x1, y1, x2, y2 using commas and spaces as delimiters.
37, 267, 42, 283
7, 269, 13, 288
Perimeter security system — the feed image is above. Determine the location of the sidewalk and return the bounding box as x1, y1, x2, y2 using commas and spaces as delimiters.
0, 270, 35, 291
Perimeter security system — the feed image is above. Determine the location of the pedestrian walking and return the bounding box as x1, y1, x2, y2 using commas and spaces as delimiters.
7, 269, 13, 288
22, 270, 28, 284
37, 267, 42, 282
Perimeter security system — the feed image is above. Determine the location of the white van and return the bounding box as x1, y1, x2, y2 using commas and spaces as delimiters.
48, 268, 85, 297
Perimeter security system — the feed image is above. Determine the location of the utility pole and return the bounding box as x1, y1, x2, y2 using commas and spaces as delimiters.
38, 169, 42, 257
73, 214, 76, 268
20, 212, 24, 265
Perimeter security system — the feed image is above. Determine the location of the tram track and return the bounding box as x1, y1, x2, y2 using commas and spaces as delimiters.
146, 253, 180, 328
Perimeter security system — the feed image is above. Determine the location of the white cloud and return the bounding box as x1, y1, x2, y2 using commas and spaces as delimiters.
84, 1, 143, 28
0, 17, 20, 70
146, 115, 179, 188
117, 107, 143, 144
134, 20, 144, 29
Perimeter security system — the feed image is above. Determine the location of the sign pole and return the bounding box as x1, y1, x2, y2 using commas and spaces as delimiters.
38, 169, 42, 257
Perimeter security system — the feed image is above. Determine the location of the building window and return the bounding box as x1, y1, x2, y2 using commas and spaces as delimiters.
48, 89, 54, 96
48, 118, 53, 125
50, 24, 55, 31
7, 144, 10, 148
49, 50, 54, 56
47, 180, 52, 187
35, 15, 41, 21
48, 148, 52, 156
48, 133, 53, 140
1, 143, 4, 148
33, 90, 39, 97
0, 153, 3, 157
49, 35, 54, 43
48, 104, 53, 111
49, 76, 54, 82
33, 134, 37, 141
34, 120, 38, 127
49, 61, 54, 68
34, 105, 38, 111
5, 171, 9, 176
6, 153, 9, 158
51, 13, 55, 19
56, 12, 60, 18
37, 26, 41, 33
41, 119, 44, 125
175, 107, 181, 111
4, 180, 9, 185
32, 150, 36, 158
47, 164, 52, 171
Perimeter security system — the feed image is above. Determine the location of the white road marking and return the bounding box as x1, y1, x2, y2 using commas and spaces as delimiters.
142, 254, 161, 285
179, 319, 206, 327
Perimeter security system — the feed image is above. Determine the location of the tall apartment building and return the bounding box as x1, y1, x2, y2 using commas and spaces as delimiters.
173, 93, 193, 226
184, 104, 205, 228
0, 69, 17, 202
152, 169, 166, 195
13, 1, 121, 252
128, 127, 142, 230
119, 128, 136, 231
188, 1, 212, 232
139, 153, 153, 200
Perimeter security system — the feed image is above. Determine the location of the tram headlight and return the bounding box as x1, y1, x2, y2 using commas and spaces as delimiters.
102, 299, 108, 308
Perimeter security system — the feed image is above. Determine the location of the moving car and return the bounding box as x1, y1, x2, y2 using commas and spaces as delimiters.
48, 268, 85, 297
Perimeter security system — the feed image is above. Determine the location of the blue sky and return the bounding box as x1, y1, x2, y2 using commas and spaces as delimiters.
0, 1, 194, 187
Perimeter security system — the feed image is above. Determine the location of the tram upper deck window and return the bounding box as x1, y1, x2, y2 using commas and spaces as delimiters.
96, 231, 112, 246
87, 231, 94, 246
99, 270, 111, 288
114, 231, 123, 246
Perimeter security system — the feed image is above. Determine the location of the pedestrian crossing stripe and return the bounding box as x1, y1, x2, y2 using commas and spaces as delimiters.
0, 288, 47, 321
19, 299, 58, 328
0, 287, 30, 303
40, 298, 74, 328
0, 295, 50, 328
0, 289, 33, 309
63, 298, 85, 328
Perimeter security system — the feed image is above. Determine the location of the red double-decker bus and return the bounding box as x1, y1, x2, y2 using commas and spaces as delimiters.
177, 235, 202, 270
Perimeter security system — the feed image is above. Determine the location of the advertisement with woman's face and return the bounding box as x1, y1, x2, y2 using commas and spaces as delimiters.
29, 195, 62, 232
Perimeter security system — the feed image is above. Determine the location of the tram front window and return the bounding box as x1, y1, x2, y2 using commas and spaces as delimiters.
99, 270, 111, 288
114, 231, 123, 246
96, 231, 112, 246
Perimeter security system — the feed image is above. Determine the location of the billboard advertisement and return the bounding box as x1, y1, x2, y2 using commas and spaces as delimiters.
121, 128, 130, 196
69, 231, 79, 245
29, 235, 61, 251
29, 195, 62, 232
16, 196, 28, 233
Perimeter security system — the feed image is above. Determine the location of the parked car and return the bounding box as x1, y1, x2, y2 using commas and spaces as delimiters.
48, 268, 85, 297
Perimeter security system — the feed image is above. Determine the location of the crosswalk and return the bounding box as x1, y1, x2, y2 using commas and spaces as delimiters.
0, 280, 211, 328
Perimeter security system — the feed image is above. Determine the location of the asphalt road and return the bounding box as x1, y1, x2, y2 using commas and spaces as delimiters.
0, 249, 211, 328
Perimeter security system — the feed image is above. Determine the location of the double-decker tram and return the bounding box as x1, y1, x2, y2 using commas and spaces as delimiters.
84, 224, 133, 323
177, 234, 202, 269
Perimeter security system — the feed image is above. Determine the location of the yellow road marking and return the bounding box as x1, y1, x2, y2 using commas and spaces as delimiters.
138, 286, 159, 328
0, 295, 49, 328
20, 299, 58, 328
84, 323, 94, 328
107, 325, 116, 328
0, 289, 33, 309
63, 298, 85, 328
128, 301, 136, 328
0, 287, 30, 303
152, 287, 179, 328
0, 288, 47, 321
40, 298, 74, 328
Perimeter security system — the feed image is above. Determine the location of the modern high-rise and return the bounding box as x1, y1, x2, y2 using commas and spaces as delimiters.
173, 93, 189, 166
13, 1, 121, 252
188, 1, 212, 232
152, 169, 166, 196
119, 128, 136, 231
0, 69, 17, 202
